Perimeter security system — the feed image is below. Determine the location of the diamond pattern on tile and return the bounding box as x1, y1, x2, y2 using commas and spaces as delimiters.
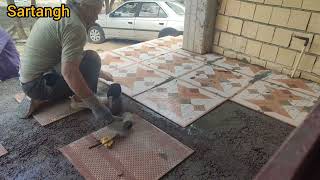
232, 81, 318, 127
142, 52, 204, 77
0, 144, 7, 157
100, 51, 136, 71
180, 65, 253, 98
134, 79, 226, 127
60, 114, 193, 180
112, 42, 170, 62
104, 64, 171, 97
147, 35, 183, 51
264, 71, 320, 97
213, 58, 269, 77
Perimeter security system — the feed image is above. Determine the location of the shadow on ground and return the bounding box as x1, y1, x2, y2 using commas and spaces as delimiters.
0, 78, 294, 179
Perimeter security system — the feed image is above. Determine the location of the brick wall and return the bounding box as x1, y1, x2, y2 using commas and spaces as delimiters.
213, 0, 320, 83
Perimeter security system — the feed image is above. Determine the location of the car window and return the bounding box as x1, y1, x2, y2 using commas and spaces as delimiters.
166, 2, 185, 15
111, 2, 139, 17
138, 2, 167, 18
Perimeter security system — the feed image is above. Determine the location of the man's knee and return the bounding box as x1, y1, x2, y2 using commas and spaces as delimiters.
82, 50, 101, 69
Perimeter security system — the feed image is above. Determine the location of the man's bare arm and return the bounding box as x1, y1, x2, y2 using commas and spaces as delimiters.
61, 58, 93, 99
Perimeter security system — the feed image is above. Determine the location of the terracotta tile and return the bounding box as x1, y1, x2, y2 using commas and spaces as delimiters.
112, 42, 170, 62
102, 64, 171, 97
0, 144, 7, 157
264, 71, 320, 97
232, 81, 317, 127
147, 35, 183, 51
134, 79, 226, 127
60, 114, 193, 180
100, 51, 136, 71
180, 65, 253, 97
174, 49, 208, 62
142, 52, 204, 77
213, 58, 269, 77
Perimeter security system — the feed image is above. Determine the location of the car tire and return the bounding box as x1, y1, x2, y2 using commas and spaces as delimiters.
88, 26, 105, 44
158, 28, 179, 38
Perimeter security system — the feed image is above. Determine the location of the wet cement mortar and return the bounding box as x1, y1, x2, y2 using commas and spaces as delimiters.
0, 78, 294, 180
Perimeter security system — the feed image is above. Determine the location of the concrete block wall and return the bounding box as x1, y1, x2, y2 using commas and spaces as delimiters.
213, 0, 320, 83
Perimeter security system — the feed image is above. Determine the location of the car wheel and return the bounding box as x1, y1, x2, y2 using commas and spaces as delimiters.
158, 28, 179, 38
88, 26, 105, 44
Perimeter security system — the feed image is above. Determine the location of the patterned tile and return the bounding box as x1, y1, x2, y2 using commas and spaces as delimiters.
213, 58, 269, 77
142, 52, 204, 77
100, 51, 136, 71
264, 71, 320, 97
175, 49, 223, 62
180, 65, 253, 98
232, 81, 318, 127
0, 144, 7, 157
112, 42, 170, 62
104, 64, 171, 97
134, 79, 226, 127
60, 114, 193, 180
147, 35, 183, 51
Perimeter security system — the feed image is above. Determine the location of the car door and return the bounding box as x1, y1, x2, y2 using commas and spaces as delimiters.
105, 2, 139, 39
134, 2, 168, 41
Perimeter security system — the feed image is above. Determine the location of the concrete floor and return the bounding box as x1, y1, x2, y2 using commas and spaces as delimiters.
0, 78, 294, 179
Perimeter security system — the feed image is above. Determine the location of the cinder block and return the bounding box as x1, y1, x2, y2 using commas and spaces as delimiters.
216, 15, 229, 31
282, 68, 301, 78
254, 5, 272, 23
232, 36, 247, 53
312, 59, 320, 76
237, 53, 251, 62
251, 57, 267, 67
276, 48, 297, 66
269, 7, 290, 27
266, 62, 283, 72
225, 0, 241, 17
265, 0, 283, 5
239, 2, 256, 20
282, 0, 302, 8
290, 32, 313, 51
213, 45, 224, 55
301, 72, 320, 84
308, 13, 320, 34
214, 31, 220, 45
260, 44, 279, 62
302, 0, 320, 12
245, 40, 262, 57
219, 32, 234, 49
256, 24, 275, 43
297, 54, 317, 72
287, 10, 311, 31
272, 28, 293, 47
241, 21, 259, 39
224, 50, 237, 58
310, 35, 320, 56
227, 18, 243, 35
219, 0, 228, 14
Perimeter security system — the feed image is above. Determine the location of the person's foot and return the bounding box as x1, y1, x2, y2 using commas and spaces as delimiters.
17, 96, 46, 119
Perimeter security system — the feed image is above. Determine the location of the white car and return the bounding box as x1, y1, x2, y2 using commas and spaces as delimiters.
88, 0, 185, 43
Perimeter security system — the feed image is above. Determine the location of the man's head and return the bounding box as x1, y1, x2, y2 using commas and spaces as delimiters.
68, 0, 103, 28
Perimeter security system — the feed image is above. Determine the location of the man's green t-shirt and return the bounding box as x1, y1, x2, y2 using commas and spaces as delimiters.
19, 8, 87, 83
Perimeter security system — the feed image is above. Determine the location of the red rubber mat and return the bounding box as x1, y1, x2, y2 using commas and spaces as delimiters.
60, 114, 193, 180
0, 144, 8, 157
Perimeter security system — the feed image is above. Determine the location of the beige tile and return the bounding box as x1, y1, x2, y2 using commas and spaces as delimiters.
248, 0, 264, 2
219, 32, 234, 49
269, 7, 290, 27
282, 0, 302, 8
287, 10, 311, 31
232, 36, 247, 53
265, 0, 283, 5
227, 18, 243, 35
239, 1, 256, 20
254, 5, 273, 23
216, 15, 229, 31
297, 54, 317, 72
219, 0, 228, 14
260, 44, 279, 62
245, 40, 262, 57
276, 48, 297, 66
256, 24, 275, 43
224, 50, 238, 58
241, 21, 259, 39
289, 32, 313, 51
225, 0, 241, 17
308, 13, 320, 34
213, 45, 224, 55
302, 0, 320, 11
282, 68, 301, 78
312, 59, 320, 76
266, 62, 283, 72
272, 28, 293, 47
310, 35, 320, 56
251, 57, 267, 67
214, 31, 220, 45
301, 72, 320, 84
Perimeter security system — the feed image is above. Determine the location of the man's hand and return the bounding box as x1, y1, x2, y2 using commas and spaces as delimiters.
82, 95, 113, 123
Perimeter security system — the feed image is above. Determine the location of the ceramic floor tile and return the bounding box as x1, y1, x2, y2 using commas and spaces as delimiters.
103, 64, 171, 97
175, 49, 223, 63
264, 71, 320, 97
213, 58, 269, 77
112, 42, 170, 62
232, 81, 318, 127
180, 65, 253, 98
0, 144, 8, 157
60, 114, 193, 180
147, 35, 183, 51
100, 51, 137, 71
134, 79, 226, 127
142, 52, 204, 77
